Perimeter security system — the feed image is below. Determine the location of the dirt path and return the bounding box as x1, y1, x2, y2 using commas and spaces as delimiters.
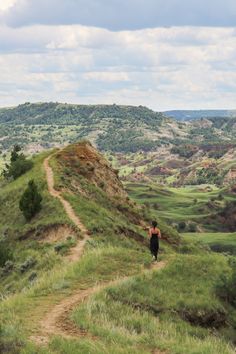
31, 154, 166, 353
32, 261, 166, 346
43, 155, 90, 261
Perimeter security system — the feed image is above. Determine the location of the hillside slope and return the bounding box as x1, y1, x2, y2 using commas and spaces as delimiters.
0, 102, 181, 155
0, 142, 236, 354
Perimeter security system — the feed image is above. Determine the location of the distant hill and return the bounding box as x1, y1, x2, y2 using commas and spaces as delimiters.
164, 110, 236, 121
0, 102, 166, 125
0, 102, 177, 154
1, 102, 236, 190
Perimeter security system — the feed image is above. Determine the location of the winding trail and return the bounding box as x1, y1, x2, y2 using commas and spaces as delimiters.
43, 154, 90, 261
31, 154, 166, 353
32, 261, 166, 346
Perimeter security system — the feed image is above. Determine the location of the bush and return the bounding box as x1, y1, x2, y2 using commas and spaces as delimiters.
18, 257, 37, 273
2, 260, 14, 275
0, 238, 12, 267
54, 236, 77, 255
178, 221, 186, 232
216, 258, 236, 307
188, 223, 197, 233
19, 180, 42, 221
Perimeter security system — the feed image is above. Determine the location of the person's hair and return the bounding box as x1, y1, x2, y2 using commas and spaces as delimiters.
152, 220, 158, 228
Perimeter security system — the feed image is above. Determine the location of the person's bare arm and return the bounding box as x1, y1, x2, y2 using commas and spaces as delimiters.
158, 229, 162, 239
148, 228, 152, 239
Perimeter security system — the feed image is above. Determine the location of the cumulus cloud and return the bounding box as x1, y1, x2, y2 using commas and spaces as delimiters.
0, 23, 235, 109
1, 0, 236, 30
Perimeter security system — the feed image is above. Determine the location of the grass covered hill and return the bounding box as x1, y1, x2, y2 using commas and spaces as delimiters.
0, 102, 168, 153
2, 102, 236, 190
1, 141, 236, 353
0, 102, 166, 125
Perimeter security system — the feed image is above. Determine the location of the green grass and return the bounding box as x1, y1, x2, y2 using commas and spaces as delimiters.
125, 182, 232, 230
69, 254, 235, 354
0, 245, 152, 353
183, 232, 236, 255
0, 150, 77, 296
1, 143, 236, 354
0, 151, 72, 238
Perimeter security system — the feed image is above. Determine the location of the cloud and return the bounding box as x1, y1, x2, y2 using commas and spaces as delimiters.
0, 23, 235, 110
1, 0, 236, 30
0, 0, 17, 11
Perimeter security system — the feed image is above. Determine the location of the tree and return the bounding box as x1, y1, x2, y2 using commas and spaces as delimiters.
19, 180, 42, 221
10, 145, 21, 163
178, 221, 186, 232
2, 145, 33, 180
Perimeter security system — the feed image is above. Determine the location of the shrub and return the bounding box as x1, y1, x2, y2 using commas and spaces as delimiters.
216, 258, 236, 307
2, 260, 14, 275
178, 221, 186, 232
19, 180, 42, 221
188, 223, 197, 233
18, 257, 37, 274
54, 236, 77, 255
0, 238, 13, 267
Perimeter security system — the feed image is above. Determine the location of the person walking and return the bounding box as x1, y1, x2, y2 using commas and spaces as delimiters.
149, 221, 161, 261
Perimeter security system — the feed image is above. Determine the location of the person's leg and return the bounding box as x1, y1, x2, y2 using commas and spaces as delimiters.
150, 238, 155, 260
155, 239, 159, 261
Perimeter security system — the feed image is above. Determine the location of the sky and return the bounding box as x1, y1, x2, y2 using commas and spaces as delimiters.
0, 0, 235, 110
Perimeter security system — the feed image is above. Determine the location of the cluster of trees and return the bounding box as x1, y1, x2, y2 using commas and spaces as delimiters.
219, 200, 236, 231
97, 129, 161, 153
195, 167, 224, 186
2, 145, 42, 221
177, 221, 197, 233
208, 149, 228, 159
2, 145, 33, 180
0, 102, 165, 125
171, 145, 198, 159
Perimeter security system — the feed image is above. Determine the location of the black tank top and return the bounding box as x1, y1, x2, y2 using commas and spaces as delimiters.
151, 228, 159, 238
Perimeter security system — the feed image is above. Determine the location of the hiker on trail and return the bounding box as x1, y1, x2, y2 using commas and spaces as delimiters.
149, 221, 161, 261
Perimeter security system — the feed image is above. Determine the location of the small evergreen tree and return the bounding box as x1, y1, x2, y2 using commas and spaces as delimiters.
2, 145, 33, 180
178, 221, 186, 232
19, 180, 42, 221
10, 145, 21, 163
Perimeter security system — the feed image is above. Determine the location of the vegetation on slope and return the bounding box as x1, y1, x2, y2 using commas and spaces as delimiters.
0, 141, 236, 354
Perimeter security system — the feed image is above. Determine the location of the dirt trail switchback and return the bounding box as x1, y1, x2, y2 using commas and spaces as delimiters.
31, 154, 166, 354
